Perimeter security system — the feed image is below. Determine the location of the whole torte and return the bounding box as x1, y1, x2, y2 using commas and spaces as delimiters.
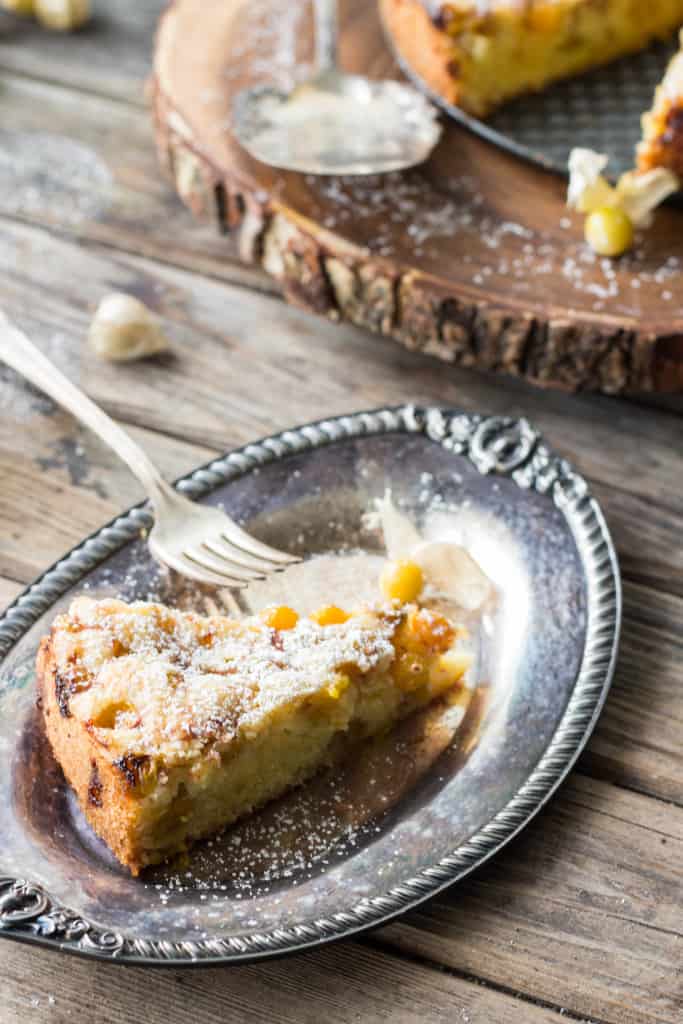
381, 0, 683, 117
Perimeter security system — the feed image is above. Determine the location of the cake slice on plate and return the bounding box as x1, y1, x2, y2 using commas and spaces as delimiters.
381, 0, 683, 117
38, 590, 470, 875
638, 30, 683, 177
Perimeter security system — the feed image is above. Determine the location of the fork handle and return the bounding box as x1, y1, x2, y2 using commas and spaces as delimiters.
0, 311, 175, 510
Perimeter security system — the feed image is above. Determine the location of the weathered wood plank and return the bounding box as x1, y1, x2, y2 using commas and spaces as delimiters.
580, 580, 683, 803
0, 69, 276, 292
0, 405, 214, 582
0, 935, 566, 1024
1, 217, 681, 534
0, 1, 164, 105
380, 774, 683, 1024
0, 242, 680, 535
0, 576, 22, 611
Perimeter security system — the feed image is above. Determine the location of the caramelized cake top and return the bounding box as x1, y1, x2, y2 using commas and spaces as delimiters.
47, 597, 405, 765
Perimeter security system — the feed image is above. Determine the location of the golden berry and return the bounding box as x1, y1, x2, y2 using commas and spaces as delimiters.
427, 650, 472, 696
404, 608, 455, 654
1, 0, 34, 14
310, 605, 350, 626
34, 0, 91, 30
380, 559, 424, 604
262, 605, 299, 630
584, 206, 633, 257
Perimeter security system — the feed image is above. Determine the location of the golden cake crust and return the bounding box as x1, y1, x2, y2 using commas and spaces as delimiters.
38, 633, 145, 871
381, 0, 464, 108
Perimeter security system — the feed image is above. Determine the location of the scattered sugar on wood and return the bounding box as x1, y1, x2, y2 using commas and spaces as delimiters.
294, 169, 683, 318
0, 131, 112, 226
221, 0, 311, 103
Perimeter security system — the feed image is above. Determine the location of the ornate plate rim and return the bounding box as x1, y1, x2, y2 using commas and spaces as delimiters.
0, 404, 621, 966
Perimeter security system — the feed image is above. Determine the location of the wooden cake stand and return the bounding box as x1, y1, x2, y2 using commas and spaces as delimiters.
151, 0, 683, 392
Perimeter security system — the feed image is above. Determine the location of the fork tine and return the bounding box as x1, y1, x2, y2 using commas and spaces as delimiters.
221, 521, 300, 566
157, 547, 248, 589
183, 549, 251, 587
189, 545, 265, 583
203, 537, 272, 577
184, 563, 246, 589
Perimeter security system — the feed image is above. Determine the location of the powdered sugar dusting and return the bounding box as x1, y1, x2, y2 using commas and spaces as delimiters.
56, 597, 401, 763
221, 0, 311, 109
298, 170, 683, 317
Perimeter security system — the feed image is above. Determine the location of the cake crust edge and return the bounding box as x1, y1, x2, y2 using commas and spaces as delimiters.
638, 35, 683, 177
379, 0, 468, 110
37, 634, 146, 875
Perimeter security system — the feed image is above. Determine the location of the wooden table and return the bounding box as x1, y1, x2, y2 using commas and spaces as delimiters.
0, 5, 681, 1022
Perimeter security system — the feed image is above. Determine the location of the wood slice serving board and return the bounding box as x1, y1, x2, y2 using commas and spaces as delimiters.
151, 0, 683, 393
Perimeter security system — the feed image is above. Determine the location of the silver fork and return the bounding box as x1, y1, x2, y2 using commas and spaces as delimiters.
0, 312, 300, 588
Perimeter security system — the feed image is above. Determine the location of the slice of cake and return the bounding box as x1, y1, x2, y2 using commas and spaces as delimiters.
638, 30, 683, 177
380, 0, 683, 117
38, 591, 470, 875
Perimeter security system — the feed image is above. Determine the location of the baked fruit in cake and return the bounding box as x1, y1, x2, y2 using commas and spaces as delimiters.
638, 30, 683, 176
38, 590, 470, 875
380, 0, 683, 117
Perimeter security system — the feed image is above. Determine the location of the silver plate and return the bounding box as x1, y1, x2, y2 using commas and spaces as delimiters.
0, 406, 620, 966
384, 13, 679, 179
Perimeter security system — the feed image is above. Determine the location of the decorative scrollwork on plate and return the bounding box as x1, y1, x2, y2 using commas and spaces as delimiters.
470, 416, 538, 475
0, 878, 49, 925
512, 442, 589, 509
36, 907, 90, 942
0, 877, 124, 954
426, 412, 541, 475
442, 413, 481, 455
80, 929, 126, 955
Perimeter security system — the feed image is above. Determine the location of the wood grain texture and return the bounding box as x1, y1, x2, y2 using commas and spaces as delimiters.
151, 0, 683, 393
0, 0, 165, 104
380, 774, 683, 1024
0, 939, 565, 1024
0, 576, 22, 611
581, 580, 683, 803
0, 69, 276, 292
2, 217, 683, 496
3, 216, 683, 581
0, 407, 214, 581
